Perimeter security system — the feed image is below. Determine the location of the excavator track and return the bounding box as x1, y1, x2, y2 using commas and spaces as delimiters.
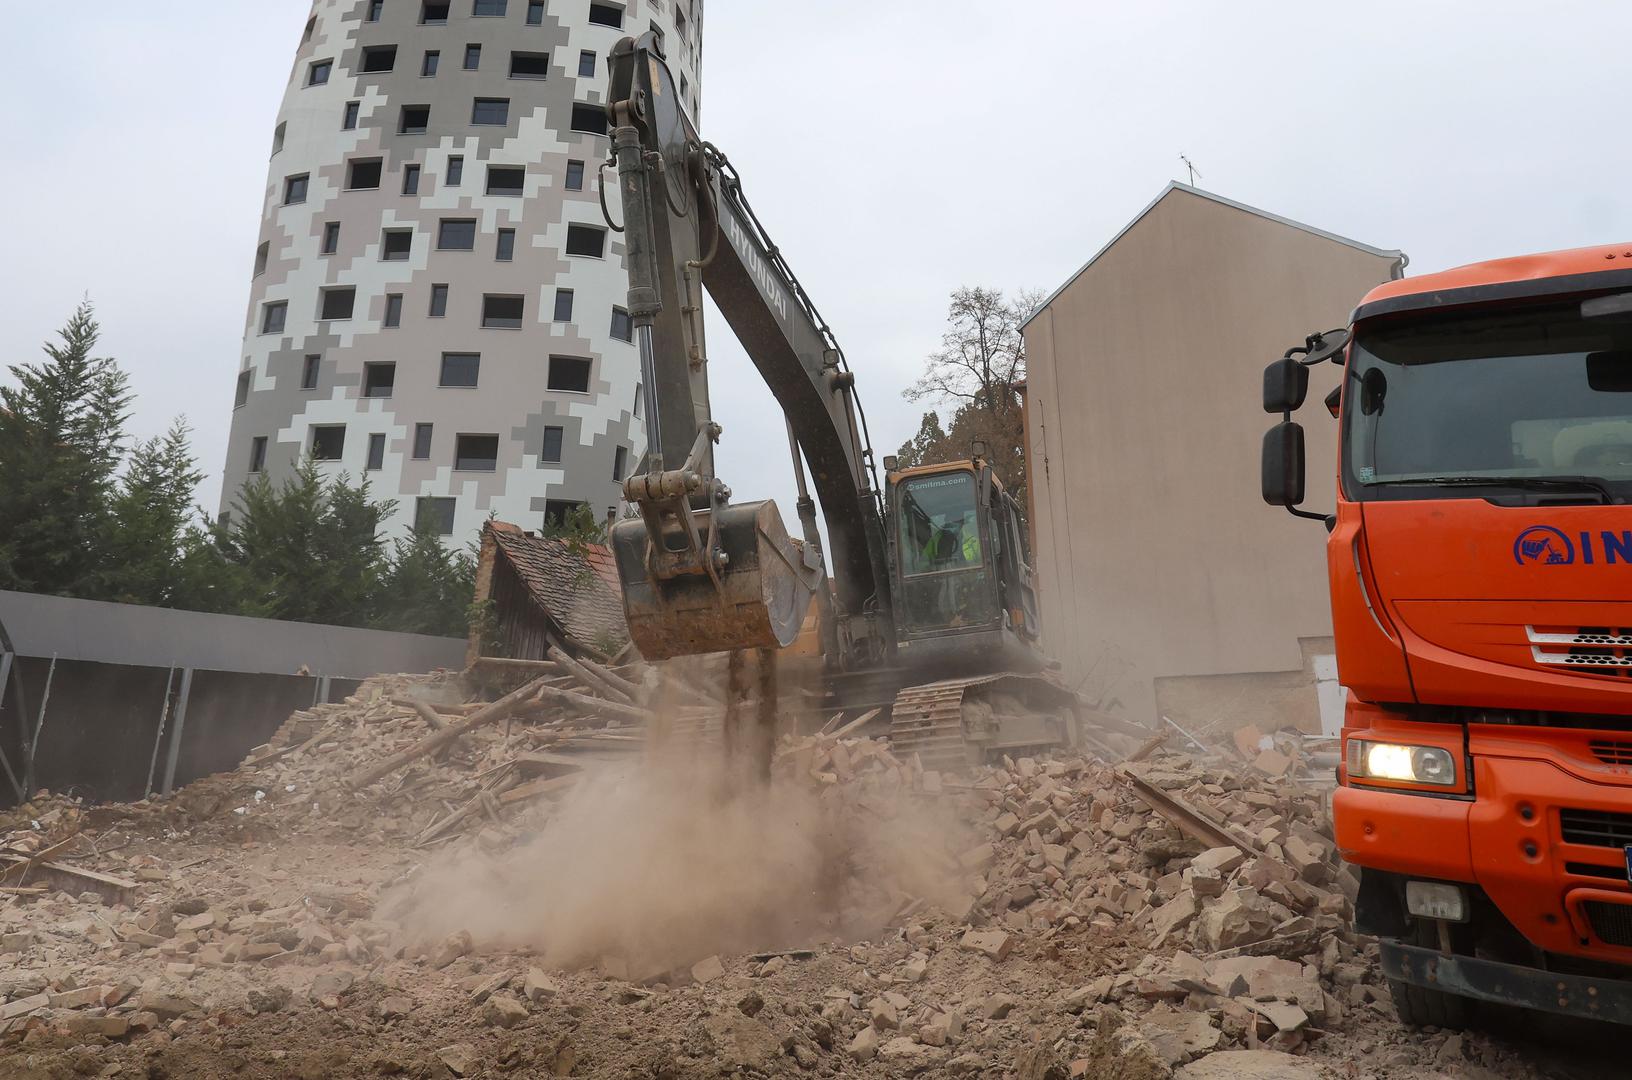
887, 673, 1082, 773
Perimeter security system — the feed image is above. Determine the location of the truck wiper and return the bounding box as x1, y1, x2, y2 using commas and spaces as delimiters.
1368, 475, 1617, 503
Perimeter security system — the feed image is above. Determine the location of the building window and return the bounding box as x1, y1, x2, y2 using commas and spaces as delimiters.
485, 165, 524, 196
343, 101, 361, 129
384, 293, 404, 327
544, 499, 585, 527
439, 352, 481, 386
362, 44, 398, 72
510, 51, 549, 78
254, 241, 269, 277
320, 287, 357, 321
633, 381, 641, 417
347, 158, 383, 189
564, 223, 606, 258
366, 432, 386, 471
321, 221, 341, 255
429, 283, 449, 316
569, 103, 607, 136
464, 43, 482, 69
367, 0, 385, 21
421, 1, 450, 24
482, 294, 524, 328
363, 362, 396, 398
413, 422, 433, 458
303, 14, 317, 42
262, 301, 288, 335
308, 59, 333, 86
471, 97, 510, 125
547, 355, 591, 393
382, 229, 413, 260
675, 5, 688, 38
272, 122, 286, 156
422, 49, 440, 76
610, 306, 632, 342
553, 289, 573, 321
446, 155, 464, 185
302, 354, 321, 389
612, 445, 628, 481
577, 50, 596, 77
495, 228, 516, 261
284, 174, 309, 204
403, 163, 421, 194
454, 434, 499, 471
437, 218, 477, 250
648, 21, 664, 51
473, 0, 507, 14
526, 0, 544, 24
541, 425, 564, 462
587, 2, 623, 28
399, 105, 430, 134
564, 159, 585, 190
679, 72, 688, 101
235, 370, 252, 408
416, 496, 456, 535
249, 436, 268, 473
311, 425, 346, 460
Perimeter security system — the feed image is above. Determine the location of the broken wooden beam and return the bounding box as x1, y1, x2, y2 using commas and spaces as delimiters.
1127, 731, 1168, 763
349, 675, 552, 789
534, 684, 652, 725
1113, 764, 1264, 856
0, 857, 136, 907
831, 708, 883, 740
547, 647, 635, 706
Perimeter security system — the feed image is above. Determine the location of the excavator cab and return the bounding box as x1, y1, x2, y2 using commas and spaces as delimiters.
886, 459, 1043, 672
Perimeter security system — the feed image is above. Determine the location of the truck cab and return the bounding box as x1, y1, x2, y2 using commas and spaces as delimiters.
1262, 243, 1632, 1026
885, 458, 1044, 674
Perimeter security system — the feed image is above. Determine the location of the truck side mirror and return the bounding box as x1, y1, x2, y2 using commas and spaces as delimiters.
1262, 421, 1306, 506
1263, 357, 1309, 413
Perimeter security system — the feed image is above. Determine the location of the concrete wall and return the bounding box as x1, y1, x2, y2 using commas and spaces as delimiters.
1023, 185, 1400, 728
223, 0, 704, 542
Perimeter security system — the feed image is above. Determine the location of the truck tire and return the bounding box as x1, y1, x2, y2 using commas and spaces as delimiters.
1387, 922, 1470, 1030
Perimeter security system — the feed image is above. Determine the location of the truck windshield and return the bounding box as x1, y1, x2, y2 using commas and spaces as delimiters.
896, 471, 996, 632
1345, 296, 1632, 503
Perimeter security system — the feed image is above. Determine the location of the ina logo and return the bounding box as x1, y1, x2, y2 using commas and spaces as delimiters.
1514, 526, 1575, 566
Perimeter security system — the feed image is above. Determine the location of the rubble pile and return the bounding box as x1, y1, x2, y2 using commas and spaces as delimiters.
0, 689, 1580, 1076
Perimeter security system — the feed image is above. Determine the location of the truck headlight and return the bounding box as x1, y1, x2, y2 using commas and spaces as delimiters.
1405, 881, 1469, 922
1347, 739, 1457, 786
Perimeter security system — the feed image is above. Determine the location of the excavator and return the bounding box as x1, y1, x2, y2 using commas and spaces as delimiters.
600, 34, 1083, 770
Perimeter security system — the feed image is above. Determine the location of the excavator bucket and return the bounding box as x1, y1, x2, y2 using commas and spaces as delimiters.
608, 499, 822, 661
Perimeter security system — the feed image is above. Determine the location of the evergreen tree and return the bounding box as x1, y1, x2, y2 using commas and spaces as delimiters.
225, 461, 392, 627
375, 526, 477, 636
0, 301, 133, 595
100, 418, 206, 606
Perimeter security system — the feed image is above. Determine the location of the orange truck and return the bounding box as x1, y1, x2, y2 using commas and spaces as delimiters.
1260, 243, 1632, 1027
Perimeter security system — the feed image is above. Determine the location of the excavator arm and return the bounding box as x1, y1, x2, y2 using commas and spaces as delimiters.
604, 34, 894, 666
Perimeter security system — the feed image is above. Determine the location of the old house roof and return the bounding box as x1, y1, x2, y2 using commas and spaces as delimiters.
486, 523, 627, 655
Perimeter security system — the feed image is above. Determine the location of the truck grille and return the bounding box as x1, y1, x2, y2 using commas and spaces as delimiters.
1529, 627, 1632, 678
1561, 808, 1632, 848
1584, 900, 1632, 947
1591, 741, 1632, 766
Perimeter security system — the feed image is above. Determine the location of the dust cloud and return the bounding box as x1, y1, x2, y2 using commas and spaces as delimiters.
387, 741, 974, 978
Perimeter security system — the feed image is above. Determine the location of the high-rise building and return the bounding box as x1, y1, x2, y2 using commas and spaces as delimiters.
222, 0, 703, 539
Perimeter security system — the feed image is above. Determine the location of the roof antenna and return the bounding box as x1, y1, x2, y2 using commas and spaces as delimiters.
1179, 154, 1202, 188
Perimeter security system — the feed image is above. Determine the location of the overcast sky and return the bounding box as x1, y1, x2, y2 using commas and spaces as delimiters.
3, 1, 1629, 528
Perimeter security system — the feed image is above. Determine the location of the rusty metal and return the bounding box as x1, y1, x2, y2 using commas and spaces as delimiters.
610, 499, 821, 661
1113, 764, 1264, 855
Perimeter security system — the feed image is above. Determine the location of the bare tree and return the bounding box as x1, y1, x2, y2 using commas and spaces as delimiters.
898, 287, 1043, 501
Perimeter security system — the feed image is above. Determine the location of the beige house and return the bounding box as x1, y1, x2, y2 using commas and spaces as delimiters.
1021, 183, 1404, 736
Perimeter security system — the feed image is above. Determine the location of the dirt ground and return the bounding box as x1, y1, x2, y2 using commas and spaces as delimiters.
0, 675, 1624, 1079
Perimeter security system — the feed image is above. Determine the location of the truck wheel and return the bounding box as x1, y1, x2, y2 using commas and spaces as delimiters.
1387, 922, 1470, 1030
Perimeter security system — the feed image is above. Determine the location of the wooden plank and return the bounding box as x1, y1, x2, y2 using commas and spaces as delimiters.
831, 708, 882, 740
548, 647, 634, 706
0, 857, 136, 907
349, 676, 552, 789
534, 684, 652, 725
